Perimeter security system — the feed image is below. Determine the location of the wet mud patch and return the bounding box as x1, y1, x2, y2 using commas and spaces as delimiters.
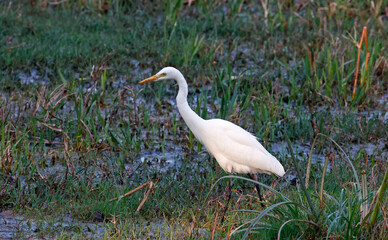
0, 210, 209, 239
0, 210, 105, 239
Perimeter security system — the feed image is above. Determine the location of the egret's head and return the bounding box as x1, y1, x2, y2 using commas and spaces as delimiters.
138, 67, 180, 84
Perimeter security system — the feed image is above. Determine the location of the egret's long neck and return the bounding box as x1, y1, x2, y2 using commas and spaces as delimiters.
175, 74, 206, 140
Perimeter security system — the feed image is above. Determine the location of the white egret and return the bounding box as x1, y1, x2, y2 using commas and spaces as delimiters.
139, 67, 285, 210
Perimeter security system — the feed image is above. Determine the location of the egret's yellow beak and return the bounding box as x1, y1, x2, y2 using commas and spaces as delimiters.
138, 73, 166, 85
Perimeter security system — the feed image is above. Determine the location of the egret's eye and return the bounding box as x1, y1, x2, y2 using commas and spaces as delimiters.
160, 73, 167, 77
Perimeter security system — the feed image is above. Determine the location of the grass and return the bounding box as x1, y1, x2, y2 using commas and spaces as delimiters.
0, 0, 387, 239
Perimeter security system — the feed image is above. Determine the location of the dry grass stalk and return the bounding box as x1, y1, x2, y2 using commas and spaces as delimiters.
109, 181, 153, 204
260, 0, 269, 24
319, 153, 331, 209
187, 211, 196, 239
136, 181, 154, 211
360, 170, 368, 220
352, 26, 370, 99
211, 206, 219, 240
80, 119, 95, 144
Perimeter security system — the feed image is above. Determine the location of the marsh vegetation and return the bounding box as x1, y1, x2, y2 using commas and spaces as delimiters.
0, 0, 387, 239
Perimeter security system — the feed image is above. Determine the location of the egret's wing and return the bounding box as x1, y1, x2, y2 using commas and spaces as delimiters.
207, 119, 270, 155
204, 119, 283, 175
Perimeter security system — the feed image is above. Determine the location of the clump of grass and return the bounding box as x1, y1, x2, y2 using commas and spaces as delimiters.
222, 133, 386, 239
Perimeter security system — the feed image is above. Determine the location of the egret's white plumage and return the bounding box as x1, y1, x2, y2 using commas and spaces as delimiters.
139, 67, 285, 178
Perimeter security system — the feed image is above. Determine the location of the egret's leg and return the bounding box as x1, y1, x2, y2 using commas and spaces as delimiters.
249, 173, 265, 207
221, 176, 232, 223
